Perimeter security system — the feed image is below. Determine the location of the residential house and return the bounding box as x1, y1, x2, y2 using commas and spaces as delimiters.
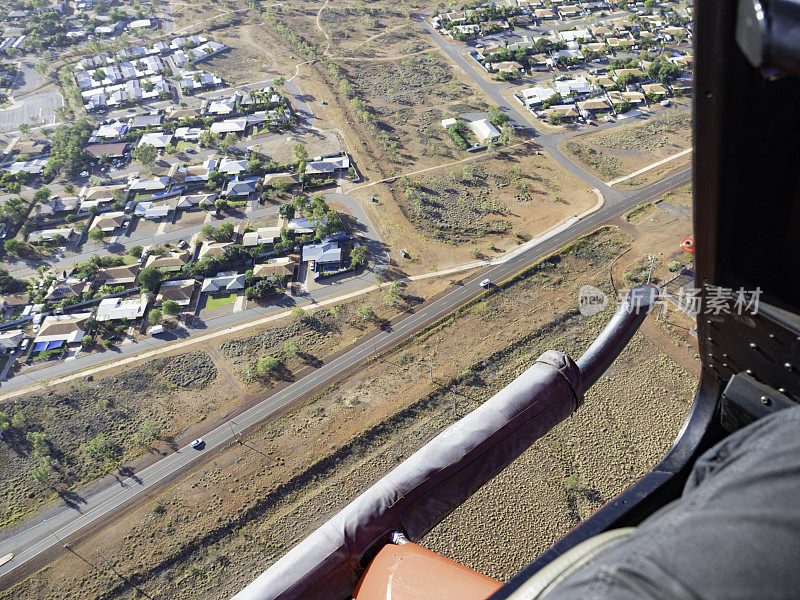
45, 278, 89, 301
641, 83, 669, 99
467, 119, 501, 143
210, 118, 247, 135
174, 127, 203, 141
197, 241, 232, 259
145, 250, 190, 272
80, 183, 127, 211
134, 201, 173, 220
176, 193, 216, 210
519, 86, 559, 109
554, 76, 592, 97
89, 211, 126, 233
305, 154, 350, 180
155, 279, 196, 306
95, 264, 140, 287
138, 132, 173, 148
218, 157, 247, 175
28, 228, 77, 245
200, 272, 245, 294
302, 242, 342, 272
222, 176, 258, 198
129, 114, 164, 129
262, 172, 300, 191
85, 142, 130, 159
252, 256, 297, 279
12, 139, 51, 158
0, 329, 25, 352
129, 176, 170, 194
95, 295, 148, 321
546, 104, 580, 121
0, 293, 29, 318
38, 196, 79, 217
242, 226, 281, 247
94, 121, 128, 139
576, 97, 612, 118
7, 158, 47, 175
34, 312, 91, 346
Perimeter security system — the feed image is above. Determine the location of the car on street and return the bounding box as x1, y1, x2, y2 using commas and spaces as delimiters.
190, 438, 205, 449
480, 279, 491, 288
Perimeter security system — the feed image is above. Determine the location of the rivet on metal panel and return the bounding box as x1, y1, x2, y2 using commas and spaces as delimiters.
760, 396, 771, 406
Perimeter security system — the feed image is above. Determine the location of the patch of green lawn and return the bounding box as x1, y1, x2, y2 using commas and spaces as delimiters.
205, 292, 237, 310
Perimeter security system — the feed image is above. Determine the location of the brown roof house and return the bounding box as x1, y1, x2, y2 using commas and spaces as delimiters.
89, 211, 127, 233
155, 279, 196, 306
94, 264, 140, 287
253, 256, 297, 279
145, 250, 190, 272
34, 312, 91, 345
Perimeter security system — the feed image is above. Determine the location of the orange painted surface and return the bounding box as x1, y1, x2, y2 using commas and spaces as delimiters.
353, 542, 502, 600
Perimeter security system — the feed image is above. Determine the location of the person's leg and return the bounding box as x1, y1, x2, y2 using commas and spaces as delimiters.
543, 405, 800, 600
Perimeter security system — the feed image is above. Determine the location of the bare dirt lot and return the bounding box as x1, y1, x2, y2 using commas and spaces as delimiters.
2, 208, 700, 600
561, 109, 692, 184
348, 144, 597, 278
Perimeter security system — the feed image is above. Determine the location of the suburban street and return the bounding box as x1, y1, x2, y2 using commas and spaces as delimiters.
0, 12, 697, 585
0, 188, 388, 393
0, 162, 690, 584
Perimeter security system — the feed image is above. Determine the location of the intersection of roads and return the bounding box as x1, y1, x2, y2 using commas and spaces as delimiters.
0, 17, 694, 587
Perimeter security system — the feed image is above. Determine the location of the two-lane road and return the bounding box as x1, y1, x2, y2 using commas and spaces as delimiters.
0, 164, 690, 585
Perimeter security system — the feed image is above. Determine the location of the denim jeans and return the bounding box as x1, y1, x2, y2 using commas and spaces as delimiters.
546, 405, 800, 600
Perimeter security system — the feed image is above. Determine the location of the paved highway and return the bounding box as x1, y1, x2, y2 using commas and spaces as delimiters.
0, 20, 694, 582
0, 163, 689, 584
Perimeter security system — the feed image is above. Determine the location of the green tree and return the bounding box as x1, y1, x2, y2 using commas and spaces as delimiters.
216, 221, 234, 242
256, 355, 283, 378
162, 300, 180, 315
278, 203, 295, 220
293, 142, 308, 163
18, 123, 31, 136
33, 187, 51, 203
291, 307, 309, 322
201, 223, 216, 240
148, 308, 162, 325
88, 228, 105, 242
64, 182, 75, 195
283, 341, 300, 358
350, 245, 370, 267
82, 335, 93, 347
273, 75, 285, 88
11, 411, 25, 429
137, 266, 163, 292
132, 143, 158, 172
382, 281, 406, 307
32, 460, 50, 486
128, 245, 143, 258
357, 305, 376, 321
4, 239, 29, 257
221, 132, 238, 154
26, 431, 49, 456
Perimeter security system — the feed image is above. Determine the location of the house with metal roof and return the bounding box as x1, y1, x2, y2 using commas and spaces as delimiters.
222, 176, 259, 198
200, 272, 245, 294
302, 242, 342, 270
96, 295, 148, 322
138, 132, 173, 148
242, 226, 282, 247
